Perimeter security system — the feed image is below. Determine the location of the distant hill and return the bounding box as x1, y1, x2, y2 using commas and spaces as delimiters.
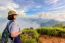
21, 18, 61, 27
0, 17, 65, 32
40, 19, 61, 27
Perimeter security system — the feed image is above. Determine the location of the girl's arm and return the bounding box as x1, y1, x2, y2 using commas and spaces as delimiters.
11, 32, 22, 37
10, 22, 22, 37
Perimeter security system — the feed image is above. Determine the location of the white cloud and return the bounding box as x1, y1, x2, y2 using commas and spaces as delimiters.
50, 0, 59, 4
0, 0, 26, 18
7, 3, 19, 10
0, 0, 65, 20
45, 0, 59, 4
37, 10, 65, 21
0, 0, 19, 10
0, 6, 6, 10
15, 10, 26, 18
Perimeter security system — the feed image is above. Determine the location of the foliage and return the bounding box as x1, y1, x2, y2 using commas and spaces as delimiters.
36, 27, 65, 37
20, 28, 39, 43
0, 27, 65, 43
53, 22, 65, 28
0, 33, 2, 43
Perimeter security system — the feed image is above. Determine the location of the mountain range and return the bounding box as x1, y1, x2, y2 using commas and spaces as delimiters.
0, 17, 65, 32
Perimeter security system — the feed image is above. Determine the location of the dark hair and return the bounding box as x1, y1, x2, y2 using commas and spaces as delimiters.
8, 14, 17, 20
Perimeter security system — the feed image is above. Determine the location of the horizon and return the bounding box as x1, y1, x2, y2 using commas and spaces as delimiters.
0, 17, 65, 32
0, 0, 65, 32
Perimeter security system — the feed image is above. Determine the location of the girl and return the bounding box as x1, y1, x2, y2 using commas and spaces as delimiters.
7, 10, 22, 43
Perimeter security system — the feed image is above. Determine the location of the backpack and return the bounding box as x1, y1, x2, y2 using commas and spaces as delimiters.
1, 21, 13, 43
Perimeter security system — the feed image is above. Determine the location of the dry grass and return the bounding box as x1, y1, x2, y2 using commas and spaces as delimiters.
39, 35, 65, 43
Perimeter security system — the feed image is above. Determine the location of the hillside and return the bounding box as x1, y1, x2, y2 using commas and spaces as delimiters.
39, 35, 65, 43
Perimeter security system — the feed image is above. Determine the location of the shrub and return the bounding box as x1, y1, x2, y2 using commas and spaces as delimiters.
20, 29, 39, 43
0, 33, 2, 43
36, 27, 65, 37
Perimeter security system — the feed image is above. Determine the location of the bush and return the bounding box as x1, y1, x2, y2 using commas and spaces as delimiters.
20, 29, 39, 43
0, 33, 2, 43
21, 34, 37, 43
36, 27, 65, 37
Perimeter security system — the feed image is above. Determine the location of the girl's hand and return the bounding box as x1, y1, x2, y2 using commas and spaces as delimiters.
11, 32, 21, 37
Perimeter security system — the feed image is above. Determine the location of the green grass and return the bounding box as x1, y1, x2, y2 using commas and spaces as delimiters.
20, 28, 39, 43
0, 27, 65, 43
36, 27, 65, 37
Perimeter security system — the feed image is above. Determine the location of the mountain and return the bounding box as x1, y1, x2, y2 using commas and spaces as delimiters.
0, 17, 64, 32
20, 18, 61, 27
40, 19, 60, 27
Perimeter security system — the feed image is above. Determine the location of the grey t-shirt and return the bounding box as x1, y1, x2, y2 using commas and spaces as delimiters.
8, 20, 20, 33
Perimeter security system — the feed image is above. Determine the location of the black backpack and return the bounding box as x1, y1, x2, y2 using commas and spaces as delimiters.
1, 21, 13, 43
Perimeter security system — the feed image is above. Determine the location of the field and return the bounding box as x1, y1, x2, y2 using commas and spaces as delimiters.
18, 27, 65, 43
0, 27, 65, 43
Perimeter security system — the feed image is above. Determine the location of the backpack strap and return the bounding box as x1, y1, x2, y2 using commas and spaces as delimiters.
1, 21, 14, 43
7, 20, 14, 33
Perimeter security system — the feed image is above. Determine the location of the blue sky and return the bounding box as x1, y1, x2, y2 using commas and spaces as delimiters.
13, 0, 65, 15
0, 0, 65, 21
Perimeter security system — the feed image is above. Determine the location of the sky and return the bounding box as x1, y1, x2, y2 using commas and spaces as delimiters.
0, 0, 65, 21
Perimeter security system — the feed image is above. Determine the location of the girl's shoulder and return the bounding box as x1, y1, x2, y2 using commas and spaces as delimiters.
8, 20, 20, 27
14, 21, 20, 27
